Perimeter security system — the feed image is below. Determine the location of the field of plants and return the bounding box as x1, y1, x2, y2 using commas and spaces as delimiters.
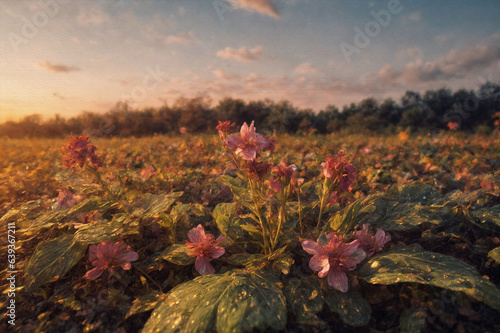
1, 123, 500, 332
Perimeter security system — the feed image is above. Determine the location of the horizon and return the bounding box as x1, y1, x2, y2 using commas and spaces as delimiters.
1, 0, 499, 123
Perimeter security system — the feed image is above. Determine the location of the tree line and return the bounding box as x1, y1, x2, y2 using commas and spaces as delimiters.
1, 82, 499, 138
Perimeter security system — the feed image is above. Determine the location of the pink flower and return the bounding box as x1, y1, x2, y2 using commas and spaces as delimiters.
269, 159, 299, 192
186, 225, 225, 275
53, 188, 82, 210
179, 127, 188, 134
216, 120, 235, 140
355, 224, 391, 257
302, 233, 366, 292
84, 240, 139, 280
62, 134, 102, 169
447, 122, 459, 131
321, 151, 356, 192
269, 178, 281, 192
225, 121, 274, 160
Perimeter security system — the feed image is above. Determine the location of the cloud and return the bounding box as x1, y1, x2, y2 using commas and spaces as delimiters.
36, 61, 80, 73
226, 0, 280, 18
406, 47, 423, 60
373, 36, 500, 86
216, 45, 265, 62
293, 62, 318, 75
76, 4, 110, 25
212, 69, 238, 80
166, 31, 198, 44
53, 92, 66, 100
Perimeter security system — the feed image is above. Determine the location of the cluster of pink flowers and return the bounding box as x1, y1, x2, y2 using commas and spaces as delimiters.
224, 121, 274, 161
84, 240, 139, 280
447, 121, 459, 131
186, 225, 225, 275
269, 159, 303, 192
355, 224, 391, 258
62, 134, 102, 169
321, 151, 356, 192
302, 225, 390, 292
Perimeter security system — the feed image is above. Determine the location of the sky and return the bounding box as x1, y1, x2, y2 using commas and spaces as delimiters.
1, 0, 499, 123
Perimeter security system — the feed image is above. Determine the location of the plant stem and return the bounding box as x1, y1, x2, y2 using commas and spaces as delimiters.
132, 263, 163, 292
249, 178, 271, 254
316, 177, 329, 230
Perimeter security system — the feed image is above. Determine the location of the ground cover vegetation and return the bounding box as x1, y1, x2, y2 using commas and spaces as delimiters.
1, 119, 500, 332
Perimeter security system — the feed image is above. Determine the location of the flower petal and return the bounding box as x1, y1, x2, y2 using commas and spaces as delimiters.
309, 255, 329, 276
327, 268, 349, 293
188, 224, 206, 243
122, 251, 139, 263
210, 246, 225, 259
302, 240, 321, 255
83, 267, 105, 280
195, 256, 214, 275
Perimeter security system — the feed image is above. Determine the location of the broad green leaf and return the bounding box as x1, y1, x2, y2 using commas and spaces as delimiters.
125, 292, 164, 319
489, 247, 500, 263
213, 202, 254, 242
226, 253, 266, 267
398, 183, 437, 204
272, 253, 294, 275
324, 289, 371, 327
170, 203, 192, 221
399, 308, 427, 333
142, 270, 286, 333
220, 175, 260, 215
74, 214, 140, 245
468, 205, 500, 230
24, 234, 87, 292
159, 244, 194, 265
372, 203, 442, 231
55, 171, 101, 194
284, 278, 323, 325
358, 244, 500, 311
20, 196, 115, 233
323, 194, 380, 236
133, 192, 183, 219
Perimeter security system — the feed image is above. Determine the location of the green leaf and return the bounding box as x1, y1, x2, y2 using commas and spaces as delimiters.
398, 183, 437, 204
323, 194, 380, 236
159, 244, 194, 265
213, 202, 254, 242
358, 244, 500, 311
488, 247, 500, 263
24, 234, 87, 292
272, 253, 294, 275
142, 270, 286, 333
284, 278, 323, 325
133, 192, 183, 219
226, 253, 266, 267
220, 175, 260, 215
74, 214, 140, 245
324, 289, 371, 327
372, 203, 442, 231
399, 308, 427, 333
125, 292, 164, 319
20, 196, 115, 233
468, 205, 500, 230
